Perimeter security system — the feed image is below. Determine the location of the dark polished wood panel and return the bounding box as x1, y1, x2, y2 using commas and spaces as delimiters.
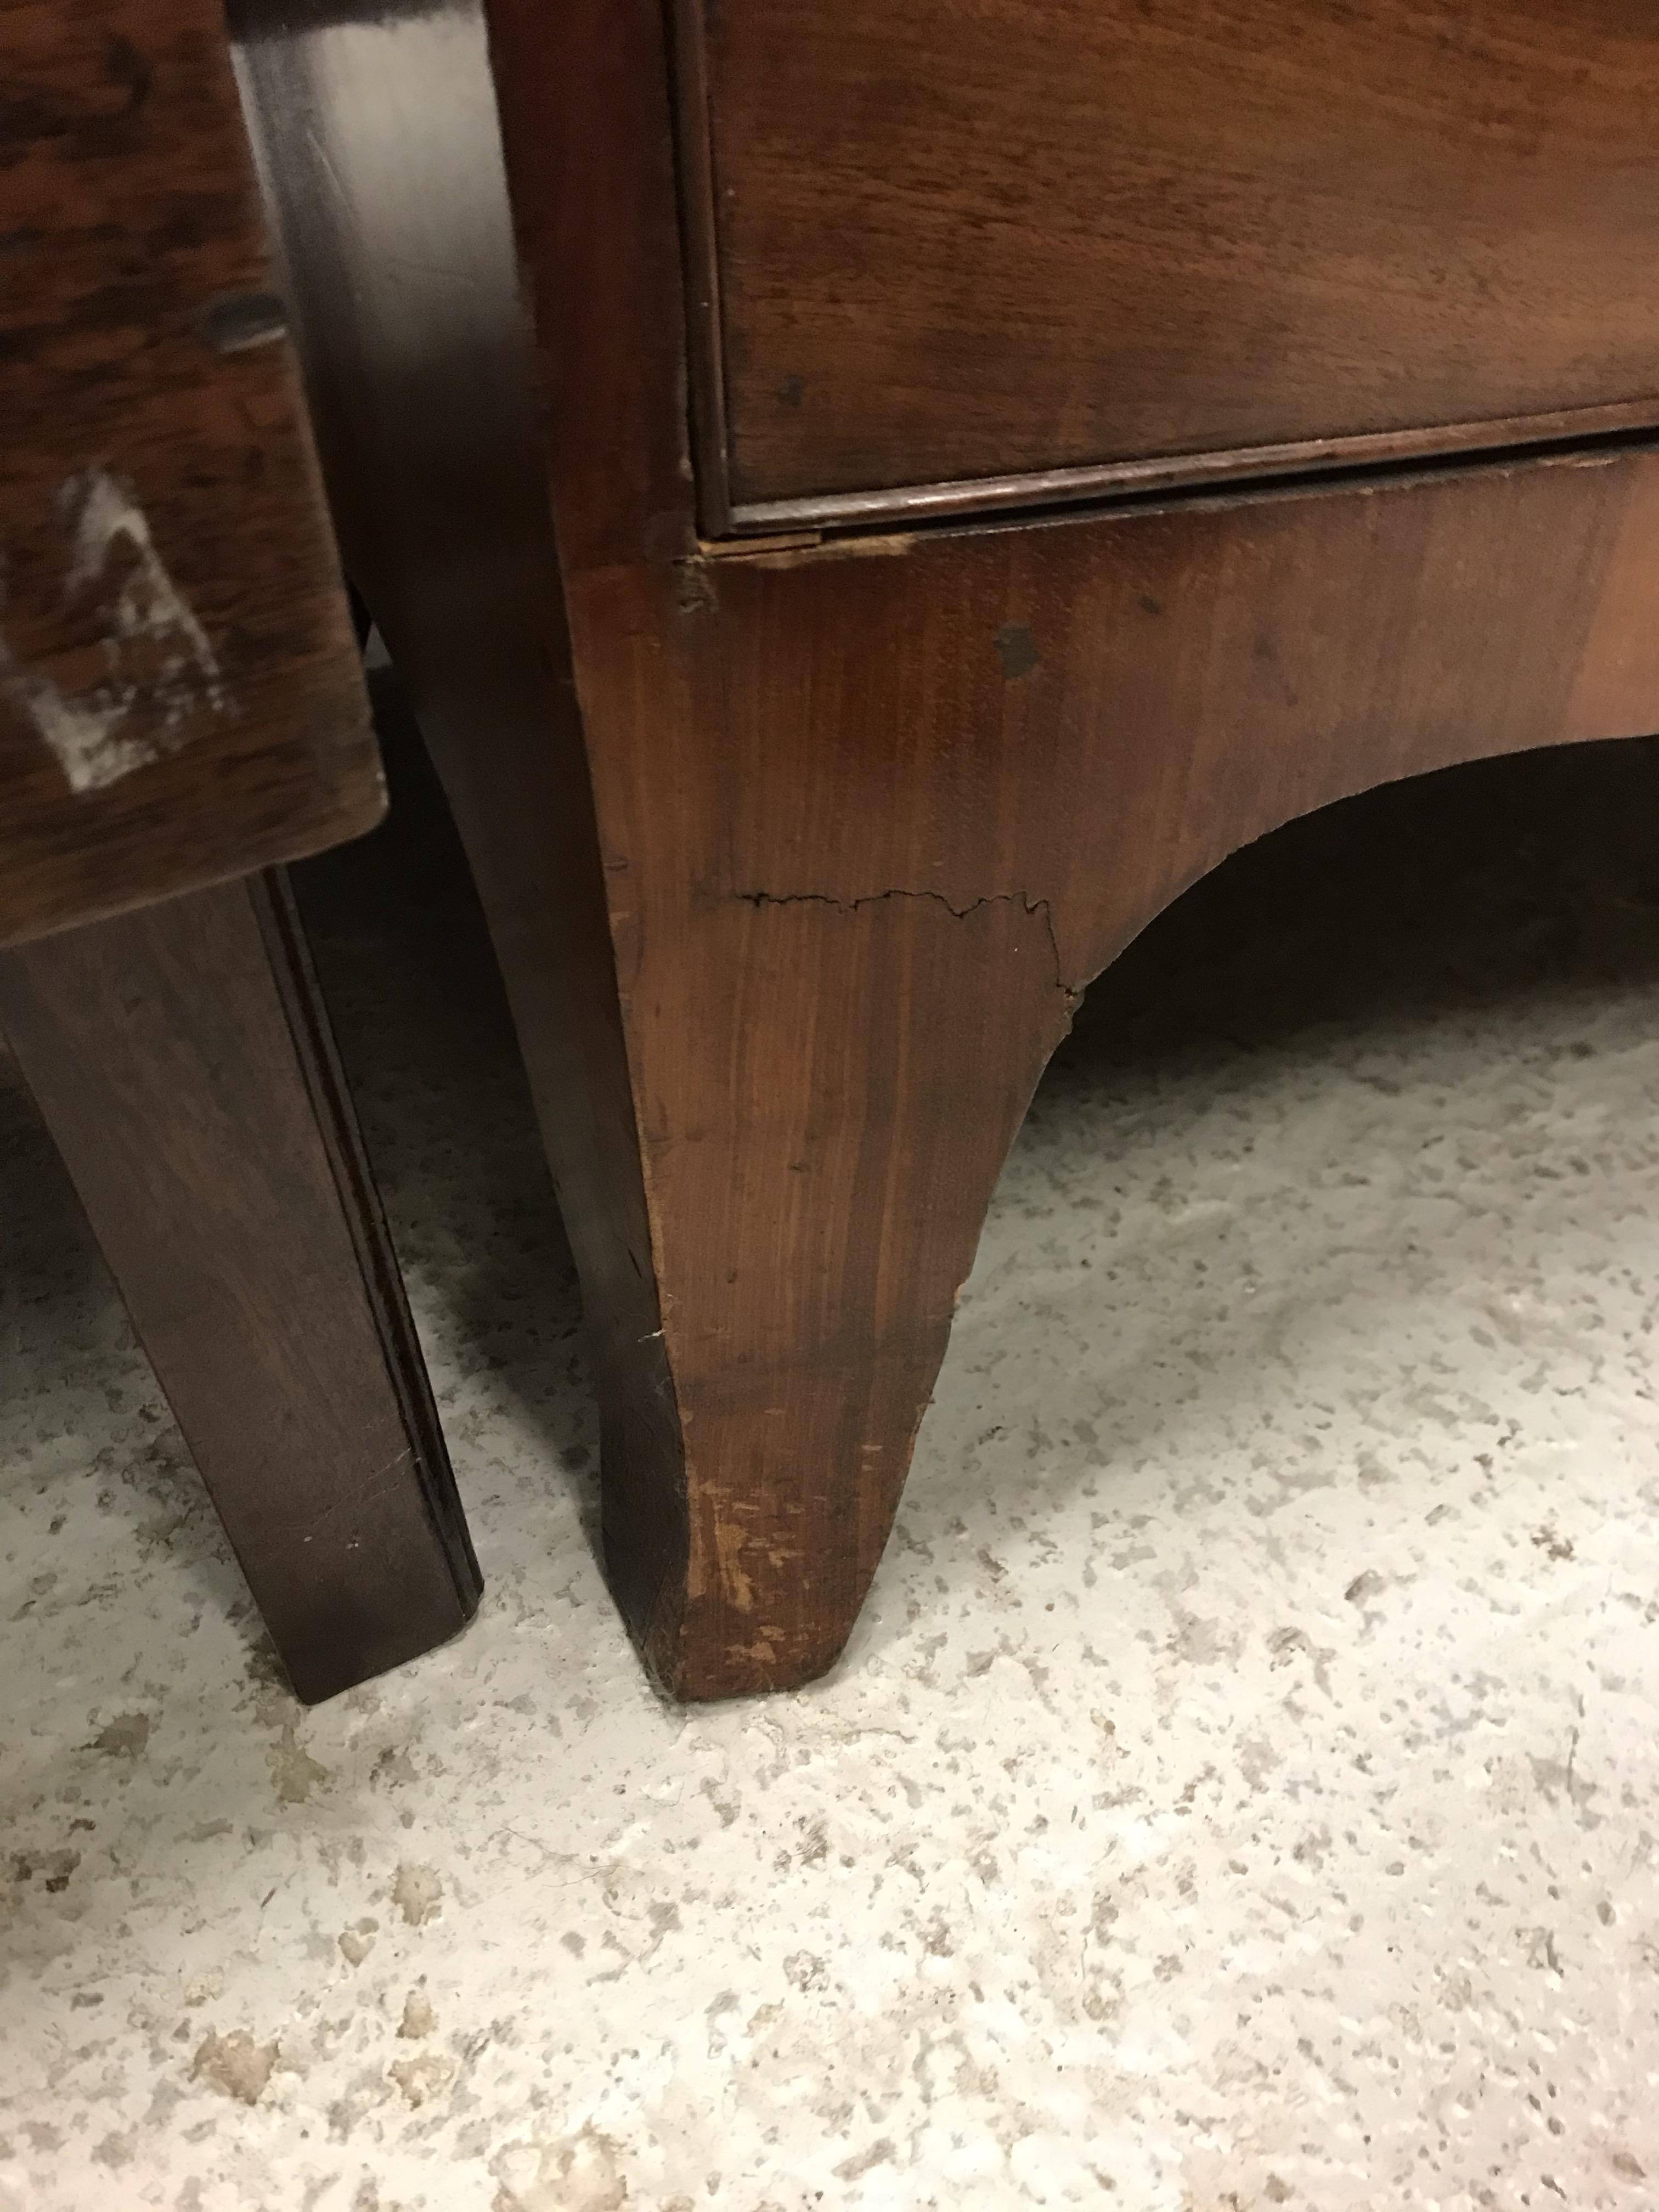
0, 0, 383, 950
690, 0, 1659, 522
0, 871, 482, 1702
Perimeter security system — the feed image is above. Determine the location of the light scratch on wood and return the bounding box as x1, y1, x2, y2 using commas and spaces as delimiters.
0, 466, 233, 793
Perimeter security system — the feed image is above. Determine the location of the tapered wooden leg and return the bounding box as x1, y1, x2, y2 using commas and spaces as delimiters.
600, 890, 1075, 1697
0, 870, 481, 1702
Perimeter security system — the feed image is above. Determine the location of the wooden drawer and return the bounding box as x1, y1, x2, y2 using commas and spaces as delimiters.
684, 0, 1659, 529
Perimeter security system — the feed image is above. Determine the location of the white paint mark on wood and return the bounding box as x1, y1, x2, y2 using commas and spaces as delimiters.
0, 467, 232, 793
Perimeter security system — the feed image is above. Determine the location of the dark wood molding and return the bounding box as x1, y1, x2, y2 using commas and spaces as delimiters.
666, 0, 734, 539
723, 397, 1659, 539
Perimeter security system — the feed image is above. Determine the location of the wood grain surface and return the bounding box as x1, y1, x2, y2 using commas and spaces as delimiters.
0, 870, 481, 1702
0, 0, 383, 949
556, 444, 1659, 1695
247, 0, 1659, 1698
685, 0, 1659, 522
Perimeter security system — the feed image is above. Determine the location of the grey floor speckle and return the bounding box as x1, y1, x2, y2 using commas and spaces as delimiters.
4, 684, 1659, 2210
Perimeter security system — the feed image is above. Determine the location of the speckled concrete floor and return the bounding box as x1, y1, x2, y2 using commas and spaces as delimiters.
4, 686, 1659, 2211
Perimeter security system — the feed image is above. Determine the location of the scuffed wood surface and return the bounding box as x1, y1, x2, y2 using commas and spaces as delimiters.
0, 0, 382, 949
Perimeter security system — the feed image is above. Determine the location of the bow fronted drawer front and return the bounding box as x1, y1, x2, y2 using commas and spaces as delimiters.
683, 0, 1659, 529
